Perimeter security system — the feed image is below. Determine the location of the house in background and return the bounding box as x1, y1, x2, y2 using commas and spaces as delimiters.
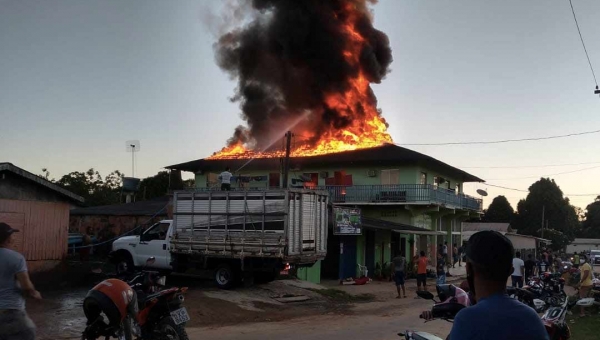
0, 163, 84, 272
70, 196, 169, 237
461, 222, 549, 258
168, 144, 484, 283
565, 238, 600, 255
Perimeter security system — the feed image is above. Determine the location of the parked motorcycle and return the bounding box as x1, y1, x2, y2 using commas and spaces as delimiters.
522, 273, 567, 310
506, 286, 546, 312
81, 258, 190, 340
542, 290, 594, 340
398, 285, 470, 340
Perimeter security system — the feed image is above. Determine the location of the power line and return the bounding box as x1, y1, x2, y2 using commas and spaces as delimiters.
397, 128, 600, 146
460, 161, 600, 169
486, 165, 600, 180
568, 0, 598, 87
482, 183, 599, 197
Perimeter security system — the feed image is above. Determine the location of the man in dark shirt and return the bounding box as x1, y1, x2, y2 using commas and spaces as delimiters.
524, 254, 536, 281
448, 231, 549, 340
436, 252, 446, 284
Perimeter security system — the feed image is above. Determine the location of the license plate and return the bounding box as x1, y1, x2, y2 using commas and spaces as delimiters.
170, 307, 190, 325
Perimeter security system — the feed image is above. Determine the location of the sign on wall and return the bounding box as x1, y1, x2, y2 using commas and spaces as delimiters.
333, 207, 362, 235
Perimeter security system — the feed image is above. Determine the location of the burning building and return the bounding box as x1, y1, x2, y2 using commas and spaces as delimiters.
210, 0, 393, 159
167, 1, 485, 283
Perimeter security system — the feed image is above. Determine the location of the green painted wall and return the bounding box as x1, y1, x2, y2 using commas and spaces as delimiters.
356, 233, 365, 270
374, 230, 392, 270
193, 165, 465, 189
297, 260, 321, 284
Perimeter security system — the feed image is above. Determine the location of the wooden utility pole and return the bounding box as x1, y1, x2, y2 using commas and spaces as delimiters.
282, 131, 292, 189
541, 205, 545, 238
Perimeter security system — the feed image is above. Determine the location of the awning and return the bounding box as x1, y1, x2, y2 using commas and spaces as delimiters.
360, 217, 446, 235
393, 230, 446, 236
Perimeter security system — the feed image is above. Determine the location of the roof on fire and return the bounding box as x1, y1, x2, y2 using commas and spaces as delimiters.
166, 143, 484, 183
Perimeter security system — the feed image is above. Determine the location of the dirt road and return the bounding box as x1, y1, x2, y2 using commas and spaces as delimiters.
187, 299, 452, 340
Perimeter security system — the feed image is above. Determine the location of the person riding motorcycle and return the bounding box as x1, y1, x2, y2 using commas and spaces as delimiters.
423, 231, 549, 340
82, 278, 139, 339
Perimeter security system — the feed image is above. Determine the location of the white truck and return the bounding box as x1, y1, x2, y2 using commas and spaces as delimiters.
110, 189, 329, 288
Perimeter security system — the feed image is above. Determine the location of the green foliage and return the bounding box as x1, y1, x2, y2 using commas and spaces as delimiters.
483, 195, 514, 223
54, 168, 123, 206
139, 171, 170, 200
581, 196, 600, 238
512, 178, 578, 251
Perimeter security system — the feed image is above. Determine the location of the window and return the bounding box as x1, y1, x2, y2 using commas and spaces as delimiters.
420, 172, 427, 185
433, 176, 439, 188
381, 169, 400, 185
143, 222, 170, 241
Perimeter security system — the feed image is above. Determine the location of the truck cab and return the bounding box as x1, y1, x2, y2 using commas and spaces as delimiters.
110, 220, 174, 272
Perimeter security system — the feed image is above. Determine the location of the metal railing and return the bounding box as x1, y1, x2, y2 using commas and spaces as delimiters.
314, 184, 482, 211
193, 184, 482, 211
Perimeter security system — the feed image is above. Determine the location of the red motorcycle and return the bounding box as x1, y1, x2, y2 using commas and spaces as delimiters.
82, 258, 189, 340
541, 289, 594, 340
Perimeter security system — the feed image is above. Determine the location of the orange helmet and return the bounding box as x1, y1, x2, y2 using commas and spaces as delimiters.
83, 279, 135, 326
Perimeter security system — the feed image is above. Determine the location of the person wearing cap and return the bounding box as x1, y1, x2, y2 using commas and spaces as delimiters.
0, 222, 41, 340
447, 230, 548, 340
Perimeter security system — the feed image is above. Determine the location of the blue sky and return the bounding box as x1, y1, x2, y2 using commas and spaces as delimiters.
1, 0, 600, 210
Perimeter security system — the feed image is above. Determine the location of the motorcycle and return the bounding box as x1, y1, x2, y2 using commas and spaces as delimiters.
522, 273, 567, 310
398, 288, 468, 340
506, 286, 546, 313
82, 257, 190, 340
542, 290, 594, 340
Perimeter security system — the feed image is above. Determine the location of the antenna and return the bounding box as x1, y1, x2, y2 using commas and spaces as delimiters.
126, 140, 140, 177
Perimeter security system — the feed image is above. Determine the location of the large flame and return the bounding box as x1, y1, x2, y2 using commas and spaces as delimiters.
209, 1, 392, 160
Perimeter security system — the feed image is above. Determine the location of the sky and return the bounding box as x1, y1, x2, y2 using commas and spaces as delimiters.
1, 0, 600, 211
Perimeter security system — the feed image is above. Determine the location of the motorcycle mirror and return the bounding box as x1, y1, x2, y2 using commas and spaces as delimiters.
146, 257, 156, 266
416, 291, 435, 300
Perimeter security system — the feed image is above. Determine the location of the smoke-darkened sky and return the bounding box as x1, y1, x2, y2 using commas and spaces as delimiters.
1, 0, 600, 209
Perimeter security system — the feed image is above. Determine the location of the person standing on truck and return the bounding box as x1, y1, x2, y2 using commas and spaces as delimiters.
0, 222, 42, 340
219, 167, 233, 191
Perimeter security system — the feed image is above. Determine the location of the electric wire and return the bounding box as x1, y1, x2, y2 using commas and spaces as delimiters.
396, 128, 600, 146
568, 0, 598, 87
486, 165, 600, 181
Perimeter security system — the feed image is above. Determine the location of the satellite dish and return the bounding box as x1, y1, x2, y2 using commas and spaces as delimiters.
477, 189, 488, 197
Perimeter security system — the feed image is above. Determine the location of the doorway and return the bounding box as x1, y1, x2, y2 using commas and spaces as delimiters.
269, 173, 281, 189
365, 230, 376, 276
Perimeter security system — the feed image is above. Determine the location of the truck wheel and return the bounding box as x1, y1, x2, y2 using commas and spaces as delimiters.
214, 264, 236, 289
115, 253, 134, 275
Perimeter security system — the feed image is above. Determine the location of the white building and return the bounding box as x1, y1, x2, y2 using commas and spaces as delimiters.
565, 238, 600, 254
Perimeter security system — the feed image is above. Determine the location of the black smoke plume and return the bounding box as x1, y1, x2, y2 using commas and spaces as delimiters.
215, 0, 393, 150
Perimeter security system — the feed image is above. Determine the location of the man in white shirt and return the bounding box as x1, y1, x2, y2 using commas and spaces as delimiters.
218, 167, 233, 191
511, 251, 525, 288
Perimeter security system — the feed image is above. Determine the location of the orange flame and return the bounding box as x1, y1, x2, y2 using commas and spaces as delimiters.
209, 2, 392, 160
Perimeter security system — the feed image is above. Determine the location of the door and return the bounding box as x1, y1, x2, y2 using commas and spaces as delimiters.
136, 222, 171, 269
381, 169, 400, 185
340, 236, 357, 279
365, 230, 375, 276
269, 173, 281, 189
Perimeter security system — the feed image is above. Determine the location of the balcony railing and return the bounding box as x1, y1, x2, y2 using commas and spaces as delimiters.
314, 184, 482, 211
194, 184, 482, 212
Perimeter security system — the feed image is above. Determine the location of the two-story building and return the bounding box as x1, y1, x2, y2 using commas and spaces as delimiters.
167, 144, 483, 283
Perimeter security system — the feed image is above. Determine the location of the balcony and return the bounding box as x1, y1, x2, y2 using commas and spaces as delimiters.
194, 184, 482, 212
314, 184, 482, 212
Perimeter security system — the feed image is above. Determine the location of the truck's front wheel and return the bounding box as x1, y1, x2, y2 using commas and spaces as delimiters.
115, 252, 134, 275
214, 264, 237, 289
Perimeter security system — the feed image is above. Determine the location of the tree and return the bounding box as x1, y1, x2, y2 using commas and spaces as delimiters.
54, 169, 123, 206
581, 196, 600, 238
512, 178, 579, 251
483, 195, 514, 223
139, 171, 170, 200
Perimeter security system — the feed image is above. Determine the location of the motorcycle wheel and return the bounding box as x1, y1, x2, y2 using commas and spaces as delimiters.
157, 317, 189, 340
